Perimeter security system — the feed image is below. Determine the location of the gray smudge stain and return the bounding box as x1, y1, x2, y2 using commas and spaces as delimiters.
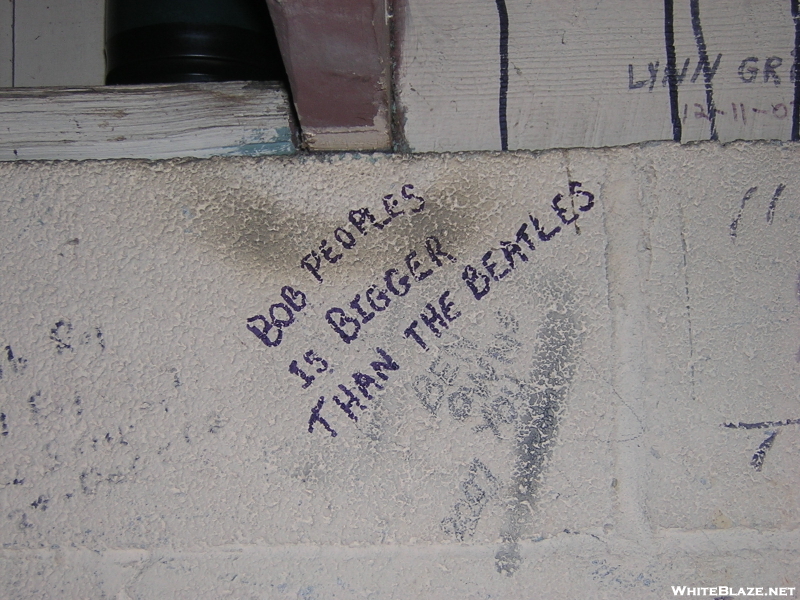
184, 157, 496, 285
191, 194, 305, 278
495, 287, 581, 575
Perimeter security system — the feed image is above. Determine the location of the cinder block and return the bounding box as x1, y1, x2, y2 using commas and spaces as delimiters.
0, 144, 797, 597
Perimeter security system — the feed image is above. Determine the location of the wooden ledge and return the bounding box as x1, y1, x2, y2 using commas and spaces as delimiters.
0, 81, 296, 161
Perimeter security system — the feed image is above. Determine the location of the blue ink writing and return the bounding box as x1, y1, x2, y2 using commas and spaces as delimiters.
460, 182, 595, 303
308, 347, 400, 437
325, 236, 456, 344
247, 285, 307, 348
300, 184, 425, 283
289, 349, 329, 389
403, 290, 462, 351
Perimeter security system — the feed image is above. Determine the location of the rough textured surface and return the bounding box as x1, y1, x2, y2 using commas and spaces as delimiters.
0, 143, 798, 597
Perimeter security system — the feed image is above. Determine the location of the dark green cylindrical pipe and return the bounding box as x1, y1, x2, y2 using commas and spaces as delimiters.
105, 0, 286, 84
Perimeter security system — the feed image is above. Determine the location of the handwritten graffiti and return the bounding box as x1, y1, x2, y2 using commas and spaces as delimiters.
49, 321, 105, 354
687, 102, 794, 125
0, 345, 27, 379
403, 290, 462, 351
307, 347, 400, 437
729, 184, 788, 241
441, 459, 500, 540
288, 350, 329, 389
326, 236, 456, 344
723, 419, 800, 471
300, 185, 425, 283
460, 181, 594, 304
246, 286, 308, 348
629, 54, 797, 91
244, 180, 599, 439
414, 298, 583, 574
412, 318, 532, 433
737, 56, 795, 85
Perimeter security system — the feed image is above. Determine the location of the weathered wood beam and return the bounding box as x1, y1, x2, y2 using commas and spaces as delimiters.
0, 81, 295, 161
267, 0, 393, 151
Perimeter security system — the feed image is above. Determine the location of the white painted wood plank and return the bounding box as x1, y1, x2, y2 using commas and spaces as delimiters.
671, 1, 794, 143
505, 1, 673, 150
0, 0, 12, 87
398, 0, 675, 152
0, 82, 295, 160
14, 0, 105, 87
397, 0, 797, 151
397, 0, 500, 151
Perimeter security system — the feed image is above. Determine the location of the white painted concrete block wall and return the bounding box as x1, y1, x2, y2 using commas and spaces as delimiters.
0, 143, 798, 598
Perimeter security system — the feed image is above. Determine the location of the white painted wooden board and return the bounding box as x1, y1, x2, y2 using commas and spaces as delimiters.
0, 82, 295, 160
397, 0, 799, 151
0, 0, 11, 87
671, 1, 795, 143
12, 0, 105, 87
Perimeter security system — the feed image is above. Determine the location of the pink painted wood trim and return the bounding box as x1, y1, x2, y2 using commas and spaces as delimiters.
266, 0, 392, 150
